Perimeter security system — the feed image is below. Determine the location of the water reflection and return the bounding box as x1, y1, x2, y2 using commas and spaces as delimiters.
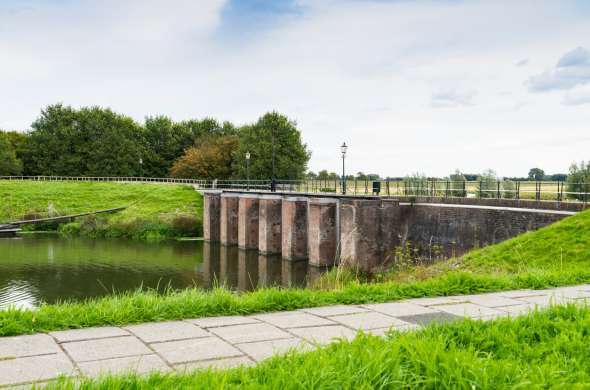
0, 236, 327, 309
199, 242, 311, 291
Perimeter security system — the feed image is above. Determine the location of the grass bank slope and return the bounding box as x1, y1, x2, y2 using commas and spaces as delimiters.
44, 305, 590, 389
0, 181, 202, 240
2, 209, 590, 337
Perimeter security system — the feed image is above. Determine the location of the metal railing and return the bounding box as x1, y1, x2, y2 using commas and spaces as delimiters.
1, 176, 589, 204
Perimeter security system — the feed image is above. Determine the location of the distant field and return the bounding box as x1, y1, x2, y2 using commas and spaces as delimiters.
285, 179, 571, 200
0, 181, 203, 240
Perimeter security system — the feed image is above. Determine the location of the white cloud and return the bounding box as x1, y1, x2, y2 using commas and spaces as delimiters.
527, 46, 590, 92
431, 89, 476, 108
563, 86, 590, 106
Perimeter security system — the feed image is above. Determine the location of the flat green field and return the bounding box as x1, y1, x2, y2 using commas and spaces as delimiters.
0, 181, 203, 240
45, 305, 590, 389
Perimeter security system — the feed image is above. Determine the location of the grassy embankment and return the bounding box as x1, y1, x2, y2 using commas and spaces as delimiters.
1, 208, 589, 337
44, 305, 590, 389
0, 181, 202, 240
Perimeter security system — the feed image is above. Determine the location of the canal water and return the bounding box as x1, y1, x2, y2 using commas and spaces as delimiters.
0, 236, 320, 310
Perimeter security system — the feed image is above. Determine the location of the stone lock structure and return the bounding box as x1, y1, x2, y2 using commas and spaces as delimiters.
203, 191, 575, 272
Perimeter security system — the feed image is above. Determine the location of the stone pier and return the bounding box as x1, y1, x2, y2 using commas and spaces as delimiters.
238, 194, 260, 250
203, 191, 221, 241
258, 195, 283, 255
220, 193, 239, 246
307, 198, 338, 267
340, 199, 401, 272
281, 197, 308, 261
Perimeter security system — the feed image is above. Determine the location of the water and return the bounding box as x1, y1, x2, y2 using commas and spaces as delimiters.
0, 235, 319, 309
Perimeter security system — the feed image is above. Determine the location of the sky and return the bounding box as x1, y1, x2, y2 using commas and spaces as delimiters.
1, 0, 589, 178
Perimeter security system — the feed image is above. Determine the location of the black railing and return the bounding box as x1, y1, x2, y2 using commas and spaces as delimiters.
1, 176, 589, 204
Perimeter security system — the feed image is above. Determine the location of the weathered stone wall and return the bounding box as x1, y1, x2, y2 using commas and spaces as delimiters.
397, 203, 573, 259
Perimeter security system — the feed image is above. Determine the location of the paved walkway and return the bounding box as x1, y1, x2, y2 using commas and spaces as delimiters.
3, 284, 590, 388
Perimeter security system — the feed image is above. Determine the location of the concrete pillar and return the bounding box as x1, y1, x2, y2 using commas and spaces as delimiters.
340, 199, 401, 272
258, 254, 282, 287
258, 195, 282, 255
238, 194, 260, 250
238, 249, 259, 291
281, 197, 308, 260
220, 193, 239, 246
203, 191, 221, 241
307, 198, 338, 267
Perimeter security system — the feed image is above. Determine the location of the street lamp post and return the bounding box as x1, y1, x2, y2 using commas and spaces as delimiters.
139, 158, 143, 181
341, 142, 348, 194
245, 151, 251, 191
271, 129, 276, 192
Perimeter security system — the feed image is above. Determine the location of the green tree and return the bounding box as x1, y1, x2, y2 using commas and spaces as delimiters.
356, 172, 368, 181
449, 169, 466, 196
477, 169, 498, 198
170, 135, 238, 180
232, 112, 310, 180
142, 116, 192, 177
528, 168, 545, 181
26, 104, 143, 176
0, 131, 23, 175
567, 161, 590, 200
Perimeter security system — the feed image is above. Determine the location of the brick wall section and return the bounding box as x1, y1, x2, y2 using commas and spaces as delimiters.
398, 203, 572, 259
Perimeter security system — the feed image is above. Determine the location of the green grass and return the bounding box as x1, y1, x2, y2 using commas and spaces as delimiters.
42, 304, 590, 389
0, 181, 202, 240
1, 209, 590, 337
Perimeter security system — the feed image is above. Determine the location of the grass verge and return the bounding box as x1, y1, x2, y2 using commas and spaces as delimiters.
42, 304, 590, 389
0, 181, 202, 240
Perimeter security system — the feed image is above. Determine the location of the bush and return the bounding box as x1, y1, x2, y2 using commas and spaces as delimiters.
567, 161, 590, 201
171, 213, 201, 236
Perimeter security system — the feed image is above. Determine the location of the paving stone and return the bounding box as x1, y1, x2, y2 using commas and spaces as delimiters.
0, 334, 60, 359
435, 303, 506, 318
516, 294, 570, 306
551, 288, 590, 299
62, 335, 151, 362
404, 296, 466, 306
186, 315, 259, 328
289, 325, 358, 345
124, 321, 209, 343
330, 311, 411, 331
300, 305, 370, 317
78, 354, 170, 376
208, 323, 292, 344
236, 338, 311, 361
463, 294, 524, 308
397, 312, 462, 326
0, 353, 74, 387
50, 327, 129, 343
495, 303, 539, 316
151, 336, 243, 364
175, 356, 254, 372
363, 302, 439, 316
254, 311, 335, 328
367, 324, 422, 337
497, 290, 548, 298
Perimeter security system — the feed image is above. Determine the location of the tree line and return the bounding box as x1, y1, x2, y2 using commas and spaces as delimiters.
0, 104, 311, 180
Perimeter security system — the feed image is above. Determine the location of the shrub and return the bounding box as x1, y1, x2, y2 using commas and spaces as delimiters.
567, 161, 590, 201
